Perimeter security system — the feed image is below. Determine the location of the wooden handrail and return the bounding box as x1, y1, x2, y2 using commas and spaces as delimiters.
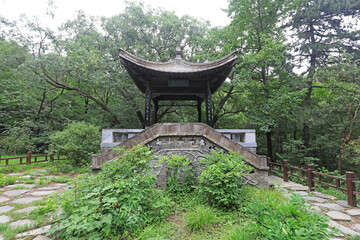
0, 152, 66, 167
268, 159, 359, 207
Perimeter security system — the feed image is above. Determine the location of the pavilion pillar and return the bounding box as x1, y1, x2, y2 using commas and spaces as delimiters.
144, 85, 151, 127
154, 99, 159, 124
205, 83, 213, 127
197, 99, 202, 123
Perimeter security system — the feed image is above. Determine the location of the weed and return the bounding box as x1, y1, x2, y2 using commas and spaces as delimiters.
11, 185, 29, 190
0, 174, 17, 186
185, 205, 217, 232
224, 223, 256, 240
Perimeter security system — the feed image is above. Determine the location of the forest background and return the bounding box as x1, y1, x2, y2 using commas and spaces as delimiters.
1, 0, 360, 175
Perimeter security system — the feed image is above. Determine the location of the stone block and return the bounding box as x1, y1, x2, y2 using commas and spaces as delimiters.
37, 186, 61, 191
10, 219, 34, 228
6, 184, 35, 189
329, 220, 359, 235
3, 189, 29, 197
33, 236, 50, 240
0, 205, 14, 213
14, 206, 37, 213
0, 215, 11, 223
326, 211, 352, 221
353, 224, 360, 232
314, 203, 344, 211
16, 225, 52, 238
0, 197, 9, 203
28, 190, 57, 196
345, 209, 360, 216
11, 197, 43, 204
302, 196, 327, 203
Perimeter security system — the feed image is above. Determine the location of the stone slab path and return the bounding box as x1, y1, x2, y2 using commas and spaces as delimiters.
0, 170, 70, 240
270, 175, 360, 239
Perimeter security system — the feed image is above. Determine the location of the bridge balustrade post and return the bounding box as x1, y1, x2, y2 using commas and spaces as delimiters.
307, 164, 315, 191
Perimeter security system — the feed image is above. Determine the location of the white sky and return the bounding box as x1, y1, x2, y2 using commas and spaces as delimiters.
0, 0, 231, 29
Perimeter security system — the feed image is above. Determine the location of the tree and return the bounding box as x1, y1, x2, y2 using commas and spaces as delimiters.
287, 0, 360, 150
223, 0, 298, 159
314, 54, 360, 172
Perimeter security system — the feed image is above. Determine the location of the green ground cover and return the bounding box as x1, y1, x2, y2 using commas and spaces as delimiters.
49, 146, 335, 240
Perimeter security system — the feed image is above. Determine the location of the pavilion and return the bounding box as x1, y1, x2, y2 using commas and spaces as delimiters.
119, 47, 238, 127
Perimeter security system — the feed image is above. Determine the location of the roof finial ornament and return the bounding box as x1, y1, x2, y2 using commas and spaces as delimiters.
175, 46, 182, 60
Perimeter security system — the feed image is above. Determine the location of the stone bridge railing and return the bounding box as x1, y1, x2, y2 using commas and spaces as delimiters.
100, 128, 257, 154
92, 123, 269, 187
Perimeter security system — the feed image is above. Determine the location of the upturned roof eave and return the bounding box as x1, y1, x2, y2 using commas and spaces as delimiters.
119, 48, 238, 74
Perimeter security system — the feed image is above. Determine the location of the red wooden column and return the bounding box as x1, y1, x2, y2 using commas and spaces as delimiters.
205, 82, 212, 127
26, 152, 32, 165
346, 172, 357, 207
307, 164, 315, 191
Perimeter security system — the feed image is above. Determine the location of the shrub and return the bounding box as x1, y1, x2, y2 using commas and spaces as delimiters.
49, 145, 172, 239
185, 205, 217, 232
198, 150, 253, 209
48, 121, 100, 166
160, 154, 194, 194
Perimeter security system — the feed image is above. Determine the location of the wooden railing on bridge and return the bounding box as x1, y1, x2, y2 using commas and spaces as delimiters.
0, 152, 66, 166
268, 158, 360, 207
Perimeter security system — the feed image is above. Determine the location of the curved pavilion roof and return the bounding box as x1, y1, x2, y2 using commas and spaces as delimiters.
119, 49, 238, 96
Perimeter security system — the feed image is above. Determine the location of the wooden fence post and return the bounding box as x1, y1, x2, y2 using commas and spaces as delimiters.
283, 160, 289, 182
26, 152, 32, 165
50, 154, 54, 162
307, 164, 315, 191
267, 157, 272, 176
346, 172, 357, 207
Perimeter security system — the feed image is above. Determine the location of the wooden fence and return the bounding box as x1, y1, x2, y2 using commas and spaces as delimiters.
0, 152, 66, 166
268, 158, 360, 207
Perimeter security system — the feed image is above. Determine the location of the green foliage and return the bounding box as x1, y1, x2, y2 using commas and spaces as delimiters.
276, 139, 320, 165
50, 145, 172, 239
184, 205, 217, 232
0, 120, 36, 155
198, 150, 253, 209
344, 137, 360, 165
31, 198, 58, 219
49, 121, 100, 166
248, 194, 331, 239
0, 173, 17, 186
159, 155, 194, 194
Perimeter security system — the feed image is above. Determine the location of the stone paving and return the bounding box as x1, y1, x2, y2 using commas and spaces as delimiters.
0, 170, 69, 239
270, 175, 360, 239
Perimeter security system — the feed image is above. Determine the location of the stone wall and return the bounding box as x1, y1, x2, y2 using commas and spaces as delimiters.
146, 135, 268, 188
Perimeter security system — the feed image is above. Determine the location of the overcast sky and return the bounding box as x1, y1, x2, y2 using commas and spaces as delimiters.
0, 0, 231, 29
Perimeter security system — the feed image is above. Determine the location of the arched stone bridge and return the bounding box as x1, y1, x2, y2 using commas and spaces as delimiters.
91, 123, 269, 187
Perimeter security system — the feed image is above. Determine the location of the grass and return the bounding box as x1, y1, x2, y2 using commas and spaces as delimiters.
185, 206, 217, 232
134, 186, 337, 240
